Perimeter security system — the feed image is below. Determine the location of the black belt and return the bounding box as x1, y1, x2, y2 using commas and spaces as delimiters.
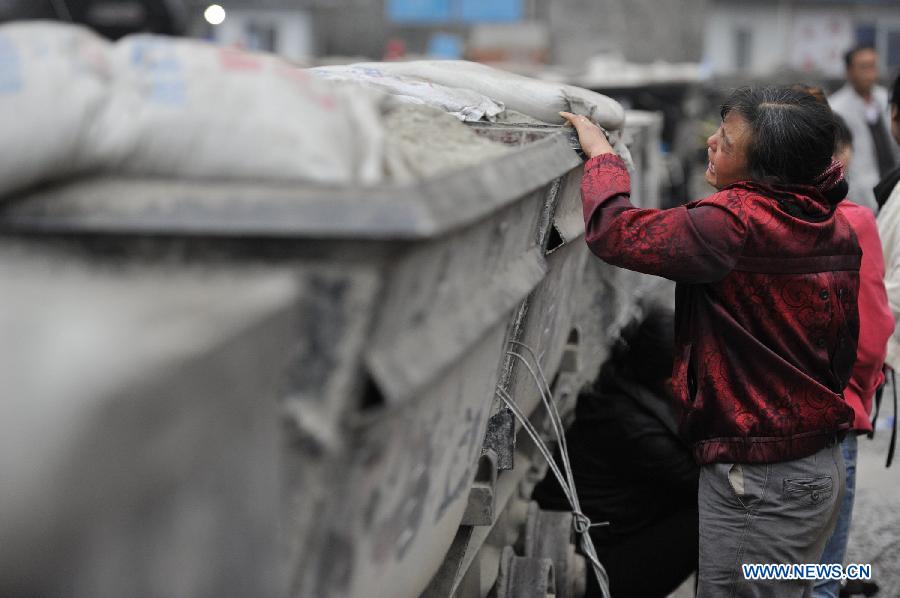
870, 367, 897, 468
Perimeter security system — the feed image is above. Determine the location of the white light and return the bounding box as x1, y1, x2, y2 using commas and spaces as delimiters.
204, 4, 226, 26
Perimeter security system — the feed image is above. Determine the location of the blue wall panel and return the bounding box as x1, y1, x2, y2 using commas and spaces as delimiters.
388, 0, 452, 24
459, 0, 521, 22
388, 0, 521, 24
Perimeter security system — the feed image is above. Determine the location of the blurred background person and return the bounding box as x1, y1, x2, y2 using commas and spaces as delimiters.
833, 114, 854, 173
830, 45, 900, 212
532, 306, 698, 598
875, 73, 900, 213
792, 84, 895, 598
874, 71, 900, 474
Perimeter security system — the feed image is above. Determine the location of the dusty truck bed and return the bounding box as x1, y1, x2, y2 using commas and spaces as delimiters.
0, 246, 300, 598
0, 124, 580, 238
0, 119, 661, 598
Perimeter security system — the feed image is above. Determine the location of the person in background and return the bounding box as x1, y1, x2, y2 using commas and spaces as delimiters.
563, 86, 860, 597
830, 45, 900, 211
873, 72, 900, 475
833, 113, 854, 172
532, 306, 698, 598
792, 85, 895, 598
790, 85, 854, 173
874, 73, 900, 213
876, 75, 900, 343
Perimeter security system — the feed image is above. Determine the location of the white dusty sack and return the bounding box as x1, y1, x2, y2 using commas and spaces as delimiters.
353, 60, 626, 130
0, 22, 112, 197
93, 34, 386, 185
309, 64, 505, 122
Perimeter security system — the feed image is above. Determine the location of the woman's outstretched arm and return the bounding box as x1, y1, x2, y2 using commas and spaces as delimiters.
581, 154, 748, 283
560, 111, 748, 284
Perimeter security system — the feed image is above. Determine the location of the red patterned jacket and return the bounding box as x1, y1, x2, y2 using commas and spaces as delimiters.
582, 154, 861, 464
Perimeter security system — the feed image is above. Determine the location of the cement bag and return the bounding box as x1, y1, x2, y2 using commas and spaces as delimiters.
382, 104, 509, 181
353, 60, 626, 130
308, 64, 505, 122
93, 34, 385, 185
0, 22, 111, 197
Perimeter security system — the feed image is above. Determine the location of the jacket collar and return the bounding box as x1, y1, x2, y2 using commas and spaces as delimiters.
728, 179, 841, 221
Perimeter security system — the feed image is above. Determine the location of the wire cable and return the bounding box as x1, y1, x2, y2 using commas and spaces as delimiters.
497, 340, 611, 597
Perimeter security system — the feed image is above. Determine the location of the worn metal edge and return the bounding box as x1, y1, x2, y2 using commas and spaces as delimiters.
430, 447, 538, 597
0, 133, 581, 241
362, 247, 548, 407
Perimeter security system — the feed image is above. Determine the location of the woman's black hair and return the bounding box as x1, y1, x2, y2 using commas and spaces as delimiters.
790, 84, 852, 153
833, 113, 853, 150
844, 44, 876, 69
720, 86, 836, 187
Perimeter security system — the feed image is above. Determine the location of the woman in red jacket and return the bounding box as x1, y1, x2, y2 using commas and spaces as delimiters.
563, 87, 861, 597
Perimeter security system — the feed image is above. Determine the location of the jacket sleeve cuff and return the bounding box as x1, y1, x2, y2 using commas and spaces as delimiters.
582, 153, 631, 204
585, 153, 627, 175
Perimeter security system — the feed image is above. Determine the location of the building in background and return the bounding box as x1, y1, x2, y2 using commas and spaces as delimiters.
0, 0, 708, 67
0, 0, 188, 38
178, 0, 706, 66
547, 0, 706, 67
704, 0, 900, 79
190, 0, 315, 62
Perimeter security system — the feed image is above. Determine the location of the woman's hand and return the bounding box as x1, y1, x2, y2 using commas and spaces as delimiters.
559, 111, 615, 159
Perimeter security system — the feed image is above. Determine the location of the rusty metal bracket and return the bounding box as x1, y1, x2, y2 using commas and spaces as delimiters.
482, 407, 516, 470
523, 503, 587, 598
493, 545, 556, 597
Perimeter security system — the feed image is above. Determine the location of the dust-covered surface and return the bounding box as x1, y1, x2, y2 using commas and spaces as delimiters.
845, 414, 900, 596
0, 244, 298, 598
355, 60, 626, 129
494, 109, 552, 126
309, 65, 506, 122
382, 104, 511, 182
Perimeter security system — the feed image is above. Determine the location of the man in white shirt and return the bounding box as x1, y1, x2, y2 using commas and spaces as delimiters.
831, 45, 900, 211
876, 73, 900, 370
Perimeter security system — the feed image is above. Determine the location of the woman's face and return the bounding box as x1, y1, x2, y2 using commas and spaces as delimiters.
705, 111, 752, 190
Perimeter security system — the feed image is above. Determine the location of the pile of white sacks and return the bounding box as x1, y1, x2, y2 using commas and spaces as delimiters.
0, 22, 627, 196
311, 61, 626, 129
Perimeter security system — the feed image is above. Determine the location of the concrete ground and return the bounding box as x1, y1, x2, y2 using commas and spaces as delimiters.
845, 412, 900, 596
668, 574, 696, 598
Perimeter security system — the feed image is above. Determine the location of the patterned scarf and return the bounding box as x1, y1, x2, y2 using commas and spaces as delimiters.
815, 159, 849, 207
814, 159, 845, 196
